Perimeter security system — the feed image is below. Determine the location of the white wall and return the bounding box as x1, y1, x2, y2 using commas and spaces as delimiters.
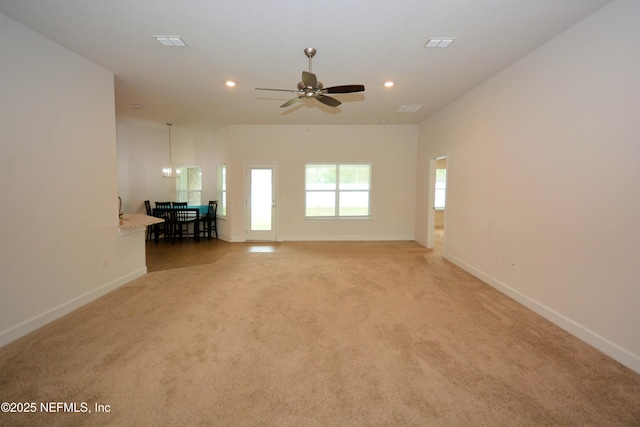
117, 124, 418, 242
416, 0, 640, 373
117, 123, 219, 214
0, 13, 145, 346
227, 125, 418, 242
209, 126, 231, 239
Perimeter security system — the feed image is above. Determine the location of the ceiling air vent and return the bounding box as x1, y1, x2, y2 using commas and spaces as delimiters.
396, 105, 424, 113
425, 38, 455, 48
153, 36, 187, 47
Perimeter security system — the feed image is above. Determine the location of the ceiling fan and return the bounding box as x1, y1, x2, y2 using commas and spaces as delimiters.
256, 48, 365, 108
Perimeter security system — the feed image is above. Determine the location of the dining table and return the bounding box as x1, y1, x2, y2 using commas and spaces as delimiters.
152, 205, 205, 243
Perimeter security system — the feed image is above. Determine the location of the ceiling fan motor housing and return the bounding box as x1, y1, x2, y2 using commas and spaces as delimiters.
297, 81, 323, 91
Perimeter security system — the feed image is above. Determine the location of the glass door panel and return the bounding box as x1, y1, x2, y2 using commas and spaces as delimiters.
250, 169, 272, 231
246, 164, 277, 241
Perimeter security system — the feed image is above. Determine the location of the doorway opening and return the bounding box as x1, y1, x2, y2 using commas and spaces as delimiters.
434, 155, 447, 254
427, 155, 447, 252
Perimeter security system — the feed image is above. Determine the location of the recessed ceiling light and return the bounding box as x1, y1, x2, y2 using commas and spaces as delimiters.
153, 36, 187, 47
396, 105, 424, 113
225, 81, 236, 87
425, 38, 455, 48
384, 81, 394, 88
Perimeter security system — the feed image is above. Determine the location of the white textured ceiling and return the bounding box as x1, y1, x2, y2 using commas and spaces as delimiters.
0, 0, 612, 130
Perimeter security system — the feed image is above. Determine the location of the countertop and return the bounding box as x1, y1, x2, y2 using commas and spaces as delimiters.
119, 213, 164, 229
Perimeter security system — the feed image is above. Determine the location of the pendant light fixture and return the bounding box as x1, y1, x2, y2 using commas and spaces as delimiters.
162, 123, 180, 178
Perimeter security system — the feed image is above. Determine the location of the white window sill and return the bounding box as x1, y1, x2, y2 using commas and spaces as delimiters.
304, 216, 371, 222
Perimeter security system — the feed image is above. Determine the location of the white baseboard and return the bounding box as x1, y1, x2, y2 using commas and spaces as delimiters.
279, 235, 415, 242
229, 235, 414, 243
0, 267, 147, 348
443, 253, 640, 375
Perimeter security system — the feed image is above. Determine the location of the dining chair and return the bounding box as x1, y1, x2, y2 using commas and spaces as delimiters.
199, 200, 218, 240
144, 200, 152, 240
153, 202, 173, 243
171, 202, 198, 243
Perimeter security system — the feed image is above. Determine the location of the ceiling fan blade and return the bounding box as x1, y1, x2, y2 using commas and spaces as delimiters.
302, 71, 317, 88
280, 97, 302, 108
324, 84, 365, 94
316, 95, 341, 107
256, 88, 297, 93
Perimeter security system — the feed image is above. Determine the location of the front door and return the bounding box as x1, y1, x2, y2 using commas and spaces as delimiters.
246, 163, 277, 241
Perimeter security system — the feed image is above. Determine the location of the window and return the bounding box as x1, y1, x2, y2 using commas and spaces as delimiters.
176, 166, 202, 205
434, 167, 446, 209
217, 164, 227, 217
305, 164, 370, 218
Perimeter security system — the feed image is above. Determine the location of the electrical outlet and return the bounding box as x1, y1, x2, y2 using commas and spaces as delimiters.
511, 262, 517, 270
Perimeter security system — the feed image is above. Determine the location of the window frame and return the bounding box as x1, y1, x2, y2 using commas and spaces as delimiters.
217, 164, 227, 217
305, 163, 371, 220
175, 166, 202, 205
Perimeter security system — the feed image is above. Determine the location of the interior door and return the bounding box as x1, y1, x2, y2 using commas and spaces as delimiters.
246, 163, 277, 241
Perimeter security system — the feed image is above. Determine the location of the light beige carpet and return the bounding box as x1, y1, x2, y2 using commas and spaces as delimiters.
1, 240, 639, 426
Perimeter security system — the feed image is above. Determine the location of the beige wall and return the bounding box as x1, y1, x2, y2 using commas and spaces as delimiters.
416, 0, 640, 373
0, 14, 145, 345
